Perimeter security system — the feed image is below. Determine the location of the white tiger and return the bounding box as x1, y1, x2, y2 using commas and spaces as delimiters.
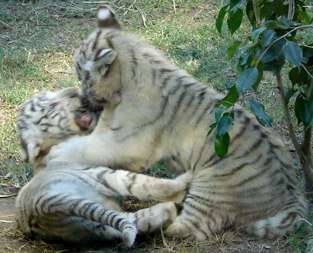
15, 87, 191, 247
48, 6, 308, 240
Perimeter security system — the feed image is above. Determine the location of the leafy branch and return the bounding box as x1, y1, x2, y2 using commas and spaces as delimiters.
212, 0, 313, 199
255, 24, 313, 66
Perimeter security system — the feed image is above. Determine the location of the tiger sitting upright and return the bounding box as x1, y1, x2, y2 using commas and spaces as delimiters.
15, 87, 191, 247
47, 6, 308, 240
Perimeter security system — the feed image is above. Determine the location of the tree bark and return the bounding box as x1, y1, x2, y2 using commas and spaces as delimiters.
301, 126, 313, 199
276, 72, 313, 200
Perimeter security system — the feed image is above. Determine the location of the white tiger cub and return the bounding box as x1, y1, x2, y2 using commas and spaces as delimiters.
15, 87, 191, 247
48, 6, 308, 240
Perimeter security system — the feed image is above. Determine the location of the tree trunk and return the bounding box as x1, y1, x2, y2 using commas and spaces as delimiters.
301, 157, 313, 200
300, 126, 313, 200
276, 72, 313, 200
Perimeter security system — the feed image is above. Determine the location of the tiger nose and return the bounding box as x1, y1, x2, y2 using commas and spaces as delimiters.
80, 93, 90, 104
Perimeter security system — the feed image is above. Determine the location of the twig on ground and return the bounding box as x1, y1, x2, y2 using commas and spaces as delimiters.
0, 194, 16, 198
123, 0, 137, 16
135, 5, 147, 28
160, 227, 169, 248
0, 220, 14, 223
172, 0, 176, 13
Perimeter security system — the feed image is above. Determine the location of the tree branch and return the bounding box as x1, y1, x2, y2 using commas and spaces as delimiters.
256, 24, 313, 66
302, 127, 312, 157
275, 71, 302, 157
301, 126, 313, 197
252, 0, 260, 26
288, 0, 295, 20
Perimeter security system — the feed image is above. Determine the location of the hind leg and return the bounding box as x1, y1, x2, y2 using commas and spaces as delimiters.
164, 196, 226, 240
243, 191, 308, 239
122, 202, 178, 234
243, 209, 305, 239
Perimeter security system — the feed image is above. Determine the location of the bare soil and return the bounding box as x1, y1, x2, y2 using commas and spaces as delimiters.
0, 194, 295, 253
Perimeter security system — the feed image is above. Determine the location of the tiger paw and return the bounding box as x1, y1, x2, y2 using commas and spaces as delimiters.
174, 172, 193, 191
169, 172, 193, 203
47, 136, 85, 165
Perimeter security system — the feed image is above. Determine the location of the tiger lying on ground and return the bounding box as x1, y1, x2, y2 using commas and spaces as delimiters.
48, 6, 308, 240
15, 87, 191, 247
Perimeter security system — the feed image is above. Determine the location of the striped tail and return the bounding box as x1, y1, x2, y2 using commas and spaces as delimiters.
37, 193, 137, 247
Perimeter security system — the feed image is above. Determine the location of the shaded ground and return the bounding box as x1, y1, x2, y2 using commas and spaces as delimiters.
0, 194, 297, 253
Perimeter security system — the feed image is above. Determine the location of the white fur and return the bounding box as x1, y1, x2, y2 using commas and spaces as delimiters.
97, 8, 111, 20
16, 88, 192, 246
54, 8, 308, 240
83, 61, 93, 71
98, 48, 113, 58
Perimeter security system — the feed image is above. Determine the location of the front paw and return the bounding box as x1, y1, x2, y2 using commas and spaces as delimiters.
171, 172, 193, 203
175, 172, 193, 189
47, 137, 84, 164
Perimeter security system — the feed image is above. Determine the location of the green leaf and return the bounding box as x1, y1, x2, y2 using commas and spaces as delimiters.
295, 94, 313, 128
226, 40, 241, 60
214, 133, 230, 158
207, 122, 217, 136
252, 67, 263, 91
216, 5, 228, 34
236, 67, 259, 93
282, 41, 303, 67
214, 105, 226, 122
297, 10, 311, 25
262, 54, 285, 73
251, 27, 266, 45
261, 30, 276, 48
229, 0, 245, 11
285, 89, 296, 105
221, 85, 239, 108
303, 45, 313, 58
227, 8, 243, 34
250, 100, 272, 127
261, 39, 284, 63
217, 115, 233, 137
277, 16, 294, 29
289, 67, 302, 86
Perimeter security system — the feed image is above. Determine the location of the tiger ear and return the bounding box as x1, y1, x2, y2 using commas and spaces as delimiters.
96, 5, 122, 29
84, 48, 117, 73
94, 48, 117, 64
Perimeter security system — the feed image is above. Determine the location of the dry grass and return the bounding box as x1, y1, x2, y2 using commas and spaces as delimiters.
0, 223, 294, 253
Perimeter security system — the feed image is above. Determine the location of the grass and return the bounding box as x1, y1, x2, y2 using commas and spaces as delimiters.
0, 0, 235, 184
0, 0, 311, 252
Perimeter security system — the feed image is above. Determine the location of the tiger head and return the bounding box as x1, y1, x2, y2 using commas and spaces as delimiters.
74, 5, 125, 112
16, 87, 98, 171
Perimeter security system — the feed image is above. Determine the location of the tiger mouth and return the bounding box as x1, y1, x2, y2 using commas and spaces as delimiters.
75, 111, 96, 131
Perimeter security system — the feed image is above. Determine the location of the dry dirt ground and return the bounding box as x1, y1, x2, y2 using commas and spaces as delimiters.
0, 193, 297, 253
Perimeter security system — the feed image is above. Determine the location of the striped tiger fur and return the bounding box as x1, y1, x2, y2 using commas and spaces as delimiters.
16, 87, 191, 247
47, 6, 308, 240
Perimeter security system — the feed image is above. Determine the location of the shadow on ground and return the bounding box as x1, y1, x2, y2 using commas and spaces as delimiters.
0, 196, 295, 253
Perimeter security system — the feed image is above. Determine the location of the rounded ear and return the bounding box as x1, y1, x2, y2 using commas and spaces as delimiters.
83, 48, 117, 73
94, 48, 117, 64
96, 5, 122, 29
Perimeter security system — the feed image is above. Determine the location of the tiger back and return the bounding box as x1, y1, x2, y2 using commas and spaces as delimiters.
49, 5, 309, 240
16, 87, 191, 246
